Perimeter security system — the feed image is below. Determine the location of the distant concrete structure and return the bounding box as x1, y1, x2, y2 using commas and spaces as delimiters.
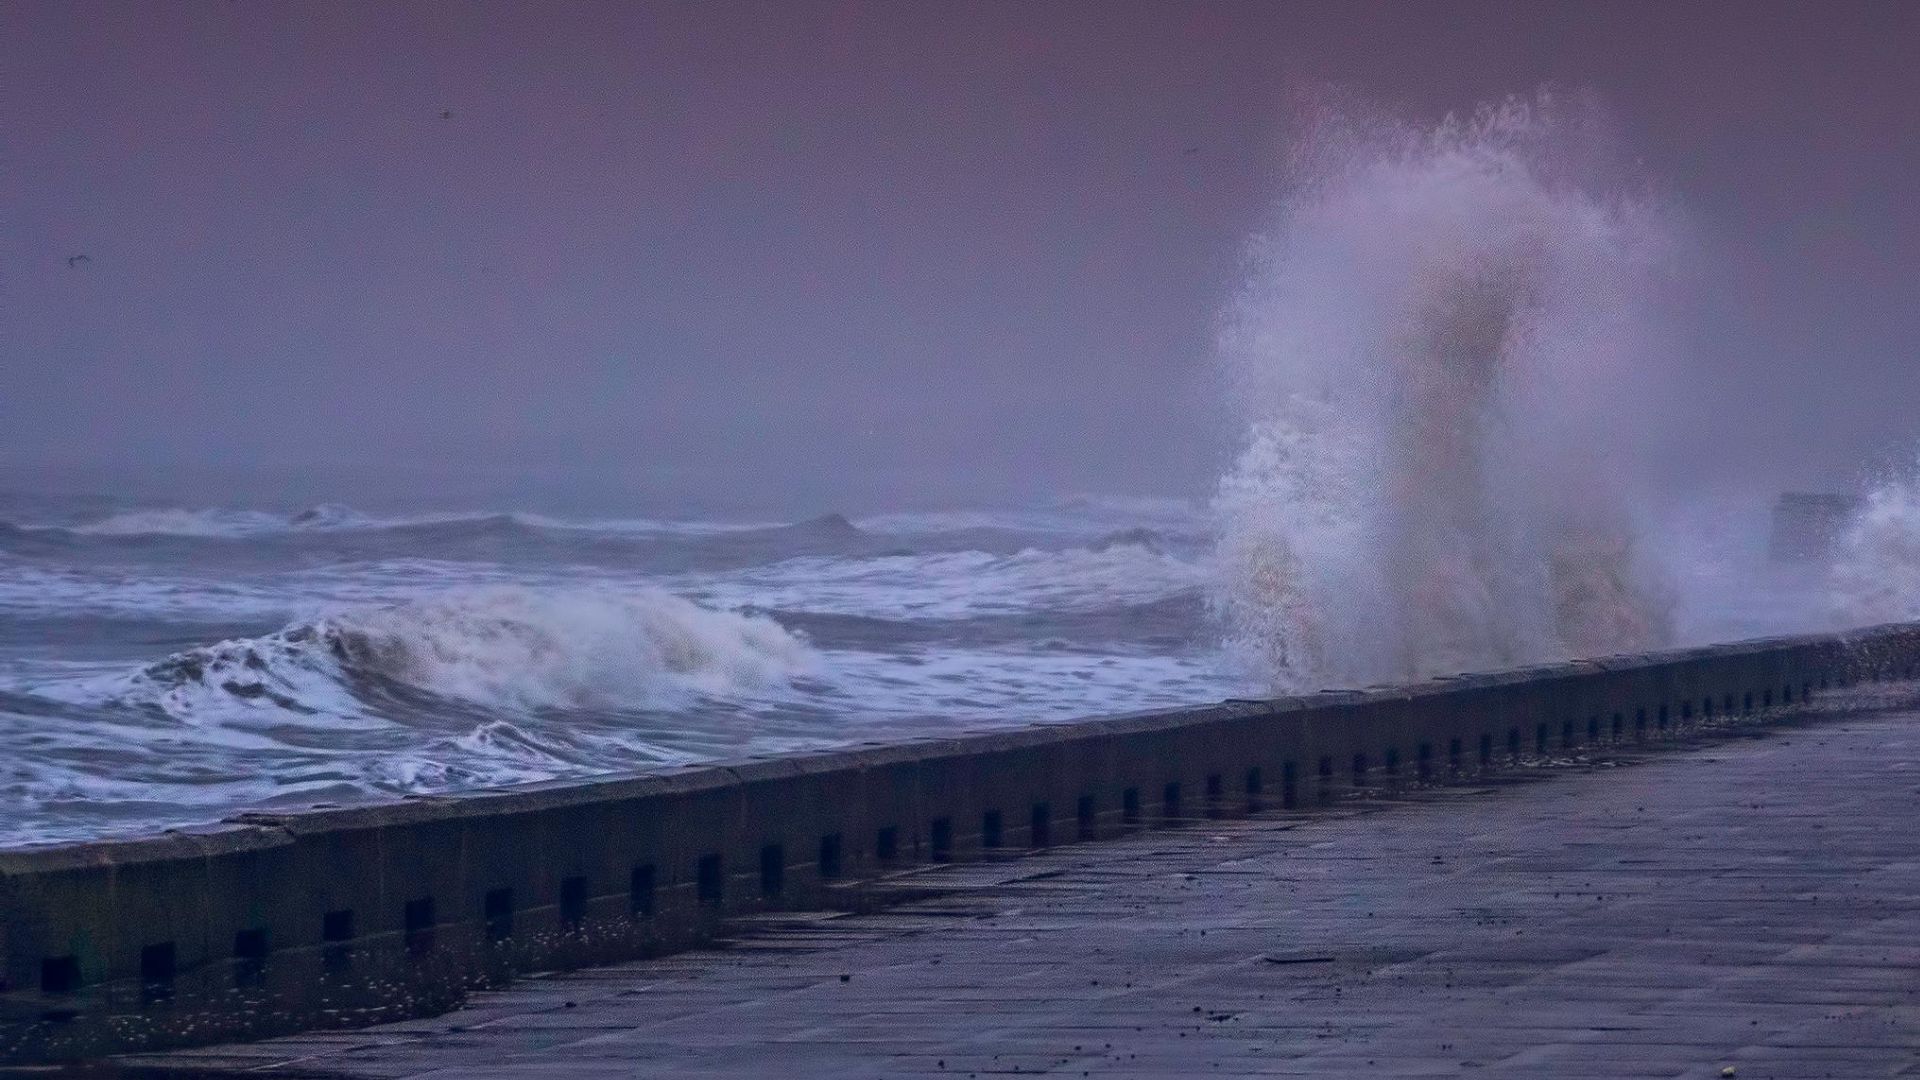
1769, 492, 1858, 562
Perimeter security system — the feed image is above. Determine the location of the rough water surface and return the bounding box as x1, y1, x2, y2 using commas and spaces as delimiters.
0, 496, 1228, 846
4, 97, 1905, 847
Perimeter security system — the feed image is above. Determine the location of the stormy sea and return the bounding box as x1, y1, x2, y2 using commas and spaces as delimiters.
6, 97, 1914, 848
0, 496, 1238, 846
5, 482, 1904, 849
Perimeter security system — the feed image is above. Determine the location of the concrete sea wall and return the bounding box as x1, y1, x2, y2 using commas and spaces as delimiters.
4, 624, 1918, 1062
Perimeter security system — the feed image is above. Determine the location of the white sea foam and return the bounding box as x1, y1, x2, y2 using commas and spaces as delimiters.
0, 539, 1203, 630
1212, 94, 1676, 691
76, 587, 819, 721
683, 544, 1204, 620
1830, 462, 1920, 625
821, 646, 1227, 726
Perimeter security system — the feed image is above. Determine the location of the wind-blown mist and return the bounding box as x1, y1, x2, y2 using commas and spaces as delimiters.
1213, 97, 1676, 690
1831, 461, 1920, 625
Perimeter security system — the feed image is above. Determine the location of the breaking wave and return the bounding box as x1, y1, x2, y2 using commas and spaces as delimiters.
88, 587, 818, 721
1830, 461, 1920, 625
1213, 93, 1675, 691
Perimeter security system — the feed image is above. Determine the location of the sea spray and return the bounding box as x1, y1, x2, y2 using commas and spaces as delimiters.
1831, 460, 1920, 625
1213, 93, 1676, 691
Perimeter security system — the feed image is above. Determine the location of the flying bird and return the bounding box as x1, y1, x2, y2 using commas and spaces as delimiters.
67, 254, 90, 268
440, 110, 453, 120
1183, 146, 1200, 155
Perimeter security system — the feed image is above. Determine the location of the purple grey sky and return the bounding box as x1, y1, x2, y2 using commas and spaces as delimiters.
3, 1, 1916, 513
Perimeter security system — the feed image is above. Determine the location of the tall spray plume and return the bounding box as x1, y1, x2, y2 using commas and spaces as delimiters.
1213, 94, 1678, 691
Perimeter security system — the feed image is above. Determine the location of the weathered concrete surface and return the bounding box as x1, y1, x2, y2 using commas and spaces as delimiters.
121, 690, 1920, 1079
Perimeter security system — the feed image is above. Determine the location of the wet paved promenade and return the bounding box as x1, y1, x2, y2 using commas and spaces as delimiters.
129, 697, 1920, 1079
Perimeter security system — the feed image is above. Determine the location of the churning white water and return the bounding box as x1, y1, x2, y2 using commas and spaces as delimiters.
1831, 460, 1920, 626
0, 498, 1226, 845
1213, 96, 1677, 691
87, 587, 820, 721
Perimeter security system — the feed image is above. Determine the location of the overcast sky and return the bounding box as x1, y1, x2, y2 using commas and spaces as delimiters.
3, 1, 1916, 513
